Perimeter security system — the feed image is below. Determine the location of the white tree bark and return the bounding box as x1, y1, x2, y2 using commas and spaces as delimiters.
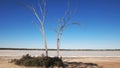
30, 0, 48, 56
55, 1, 80, 57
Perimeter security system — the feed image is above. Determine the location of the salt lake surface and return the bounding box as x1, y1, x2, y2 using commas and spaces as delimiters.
0, 50, 120, 57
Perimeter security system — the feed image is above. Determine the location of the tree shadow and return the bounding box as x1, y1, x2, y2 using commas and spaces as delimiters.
63, 62, 103, 68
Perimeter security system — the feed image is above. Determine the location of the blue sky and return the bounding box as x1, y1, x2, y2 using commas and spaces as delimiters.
0, 0, 120, 49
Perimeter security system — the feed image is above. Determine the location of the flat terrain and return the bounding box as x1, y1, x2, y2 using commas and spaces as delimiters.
0, 50, 120, 68
63, 57, 120, 68
0, 56, 120, 68
0, 50, 120, 57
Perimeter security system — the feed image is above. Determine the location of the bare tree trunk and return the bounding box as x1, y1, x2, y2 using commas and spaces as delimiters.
56, 20, 61, 57
44, 38, 48, 56
43, 29, 48, 56
57, 38, 60, 57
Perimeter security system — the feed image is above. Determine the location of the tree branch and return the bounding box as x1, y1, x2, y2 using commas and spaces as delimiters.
31, 6, 44, 26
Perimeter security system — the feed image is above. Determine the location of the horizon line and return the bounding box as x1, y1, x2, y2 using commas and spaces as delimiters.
0, 48, 120, 51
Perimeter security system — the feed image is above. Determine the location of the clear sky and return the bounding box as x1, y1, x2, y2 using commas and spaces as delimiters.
0, 0, 120, 49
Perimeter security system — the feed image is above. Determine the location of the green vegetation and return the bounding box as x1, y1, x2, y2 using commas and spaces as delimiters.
11, 54, 64, 68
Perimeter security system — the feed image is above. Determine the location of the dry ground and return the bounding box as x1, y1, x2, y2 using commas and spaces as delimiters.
0, 56, 120, 68
63, 57, 120, 68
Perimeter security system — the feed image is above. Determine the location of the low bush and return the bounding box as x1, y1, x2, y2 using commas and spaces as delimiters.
11, 54, 64, 68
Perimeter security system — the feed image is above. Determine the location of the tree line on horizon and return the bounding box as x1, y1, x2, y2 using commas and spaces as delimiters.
0, 48, 120, 51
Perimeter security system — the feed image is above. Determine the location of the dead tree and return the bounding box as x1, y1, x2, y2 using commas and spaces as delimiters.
33, 0, 48, 56
22, 0, 48, 56
52, 1, 80, 57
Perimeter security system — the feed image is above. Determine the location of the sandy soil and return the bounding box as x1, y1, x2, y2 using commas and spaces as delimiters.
63, 57, 120, 68
0, 56, 120, 68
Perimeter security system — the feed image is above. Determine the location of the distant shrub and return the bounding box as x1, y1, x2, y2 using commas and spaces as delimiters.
11, 54, 64, 67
